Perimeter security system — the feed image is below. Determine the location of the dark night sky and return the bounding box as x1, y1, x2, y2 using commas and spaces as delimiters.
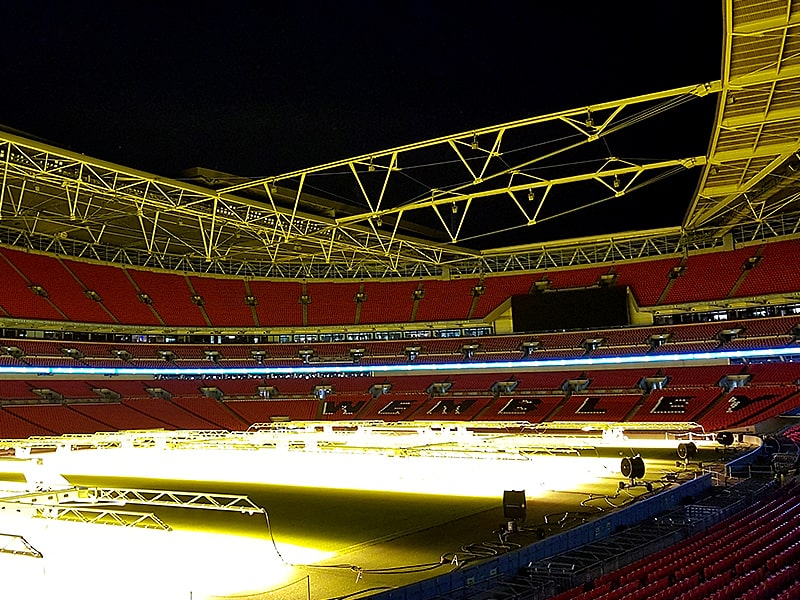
0, 2, 723, 245
0, 3, 723, 173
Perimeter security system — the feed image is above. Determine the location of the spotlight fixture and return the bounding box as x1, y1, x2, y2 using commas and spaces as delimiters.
613, 174, 621, 189
621, 456, 644, 479
716, 431, 735, 446
677, 442, 697, 460
621, 455, 645, 480
527, 189, 534, 202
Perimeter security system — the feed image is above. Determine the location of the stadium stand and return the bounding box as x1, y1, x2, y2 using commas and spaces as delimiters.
549, 483, 800, 600
2, 8, 800, 598
127, 269, 207, 327
611, 256, 680, 307
189, 275, 256, 327
472, 273, 537, 318
663, 247, 755, 305
1, 241, 799, 329
62, 259, 161, 325
359, 280, 421, 324
1, 247, 114, 324
247, 279, 304, 326
734, 238, 800, 299
306, 281, 362, 325
414, 277, 480, 322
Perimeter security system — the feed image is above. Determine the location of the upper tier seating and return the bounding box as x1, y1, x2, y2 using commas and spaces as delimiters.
735, 238, 800, 299
664, 247, 755, 305
1, 239, 798, 328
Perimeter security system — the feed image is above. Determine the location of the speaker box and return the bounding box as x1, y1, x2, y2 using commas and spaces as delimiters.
503, 490, 527, 520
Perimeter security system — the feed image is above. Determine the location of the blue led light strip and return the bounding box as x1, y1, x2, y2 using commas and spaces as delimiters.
0, 346, 799, 377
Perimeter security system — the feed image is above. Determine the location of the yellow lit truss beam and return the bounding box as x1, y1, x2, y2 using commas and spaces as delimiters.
685, 0, 800, 231
0, 81, 718, 277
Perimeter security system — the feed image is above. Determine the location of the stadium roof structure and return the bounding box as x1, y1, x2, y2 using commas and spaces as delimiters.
0, 0, 799, 280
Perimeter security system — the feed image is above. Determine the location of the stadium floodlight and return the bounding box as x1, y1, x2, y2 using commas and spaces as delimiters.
313, 385, 333, 400
349, 348, 366, 362
503, 489, 527, 524
491, 380, 518, 394
111, 349, 133, 361
404, 345, 422, 361
157, 350, 177, 362
204, 350, 222, 364
61, 347, 85, 360
677, 442, 697, 460
1, 346, 26, 359
621, 455, 645, 480
460, 343, 480, 360
719, 373, 752, 391
250, 349, 268, 364
298, 349, 316, 364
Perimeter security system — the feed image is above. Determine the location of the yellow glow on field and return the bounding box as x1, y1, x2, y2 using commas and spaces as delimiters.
39, 445, 621, 498
0, 510, 328, 600
0, 428, 719, 599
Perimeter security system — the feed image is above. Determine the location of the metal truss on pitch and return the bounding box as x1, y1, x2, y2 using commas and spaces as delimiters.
0, 1, 798, 279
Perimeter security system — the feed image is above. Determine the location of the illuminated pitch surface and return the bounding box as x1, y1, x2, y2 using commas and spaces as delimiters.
0, 431, 722, 600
